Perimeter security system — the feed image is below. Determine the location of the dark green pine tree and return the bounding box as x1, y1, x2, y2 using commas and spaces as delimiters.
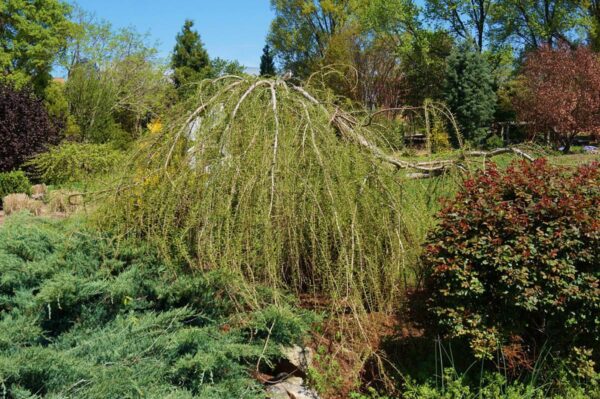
171, 20, 211, 94
259, 44, 276, 77
444, 41, 496, 145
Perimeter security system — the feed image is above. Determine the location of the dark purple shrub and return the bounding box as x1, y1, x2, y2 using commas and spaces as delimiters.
0, 83, 62, 172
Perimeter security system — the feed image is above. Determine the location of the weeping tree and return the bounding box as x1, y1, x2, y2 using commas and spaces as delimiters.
101, 76, 447, 311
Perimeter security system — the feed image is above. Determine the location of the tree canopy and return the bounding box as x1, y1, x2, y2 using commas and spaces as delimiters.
0, 0, 75, 95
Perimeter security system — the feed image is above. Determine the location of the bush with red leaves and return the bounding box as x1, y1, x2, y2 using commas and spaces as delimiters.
423, 159, 599, 363
0, 83, 62, 172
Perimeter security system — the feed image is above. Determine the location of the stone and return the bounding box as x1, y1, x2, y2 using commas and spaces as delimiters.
266, 377, 320, 399
280, 345, 314, 371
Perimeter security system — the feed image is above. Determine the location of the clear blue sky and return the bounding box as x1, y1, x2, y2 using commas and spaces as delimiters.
73, 0, 274, 68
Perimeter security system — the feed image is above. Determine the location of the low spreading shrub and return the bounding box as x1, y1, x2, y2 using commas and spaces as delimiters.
0, 170, 31, 207
0, 215, 315, 398
26, 142, 124, 185
423, 159, 599, 362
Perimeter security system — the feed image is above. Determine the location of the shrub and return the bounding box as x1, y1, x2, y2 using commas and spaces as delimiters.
26, 142, 124, 185
0, 171, 31, 204
0, 83, 62, 172
0, 215, 314, 398
423, 160, 599, 362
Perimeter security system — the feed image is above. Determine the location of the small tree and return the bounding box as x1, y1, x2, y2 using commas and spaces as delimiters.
171, 20, 211, 94
513, 44, 600, 153
260, 44, 276, 77
444, 41, 496, 145
0, 84, 61, 172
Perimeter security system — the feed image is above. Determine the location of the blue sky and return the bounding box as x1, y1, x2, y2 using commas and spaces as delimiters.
73, 0, 274, 68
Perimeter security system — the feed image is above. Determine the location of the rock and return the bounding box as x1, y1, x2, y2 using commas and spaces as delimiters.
266, 377, 320, 399
280, 345, 314, 372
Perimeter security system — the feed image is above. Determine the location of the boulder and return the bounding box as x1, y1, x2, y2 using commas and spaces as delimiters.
266, 377, 320, 399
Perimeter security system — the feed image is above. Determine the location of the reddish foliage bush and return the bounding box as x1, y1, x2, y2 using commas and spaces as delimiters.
423, 159, 599, 362
514, 45, 600, 152
0, 83, 62, 172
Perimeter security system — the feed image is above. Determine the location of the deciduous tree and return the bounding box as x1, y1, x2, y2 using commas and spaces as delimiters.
491, 0, 589, 49
513, 44, 600, 152
0, 0, 75, 95
267, 0, 353, 77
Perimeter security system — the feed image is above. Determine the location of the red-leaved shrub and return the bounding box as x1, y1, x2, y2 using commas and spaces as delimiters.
423, 159, 599, 363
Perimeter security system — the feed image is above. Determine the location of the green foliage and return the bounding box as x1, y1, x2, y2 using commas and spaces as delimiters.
267, 0, 353, 77
100, 77, 450, 312
60, 6, 158, 74
425, 0, 492, 51
402, 369, 600, 399
490, 0, 589, 49
172, 20, 211, 94
0, 0, 75, 95
0, 171, 31, 205
43, 80, 81, 139
423, 160, 600, 361
25, 142, 124, 185
0, 214, 314, 398
66, 55, 172, 144
210, 57, 245, 77
444, 41, 496, 145
400, 30, 454, 106
260, 44, 276, 76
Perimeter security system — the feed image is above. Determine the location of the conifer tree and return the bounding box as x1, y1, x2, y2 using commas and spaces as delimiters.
259, 44, 276, 76
171, 20, 210, 93
444, 41, 496, 144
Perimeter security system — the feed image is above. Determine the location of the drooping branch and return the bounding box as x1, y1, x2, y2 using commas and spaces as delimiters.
292, 84, 535, 175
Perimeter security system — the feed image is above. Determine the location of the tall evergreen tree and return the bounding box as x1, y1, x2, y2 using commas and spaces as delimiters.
259, 44, 276, 76
444, 41, 496, 145
171, 20, 210, 93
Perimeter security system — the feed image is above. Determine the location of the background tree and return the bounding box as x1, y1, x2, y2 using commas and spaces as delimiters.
171, 20, 211, 93
590, 0, 600, 50
491, 0, 589, 49
400, 30, 454, 105
60, 6, 157, 76
513, 45, 600, 153
210, 57, 245, 77
60, 13, 173, 145
0, 0, 75, 95
0, 83, 61, 172
426, 0, 494, 51
260, 44, 276, 76
444, 41, 496, 144
267, 0, 353, 77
